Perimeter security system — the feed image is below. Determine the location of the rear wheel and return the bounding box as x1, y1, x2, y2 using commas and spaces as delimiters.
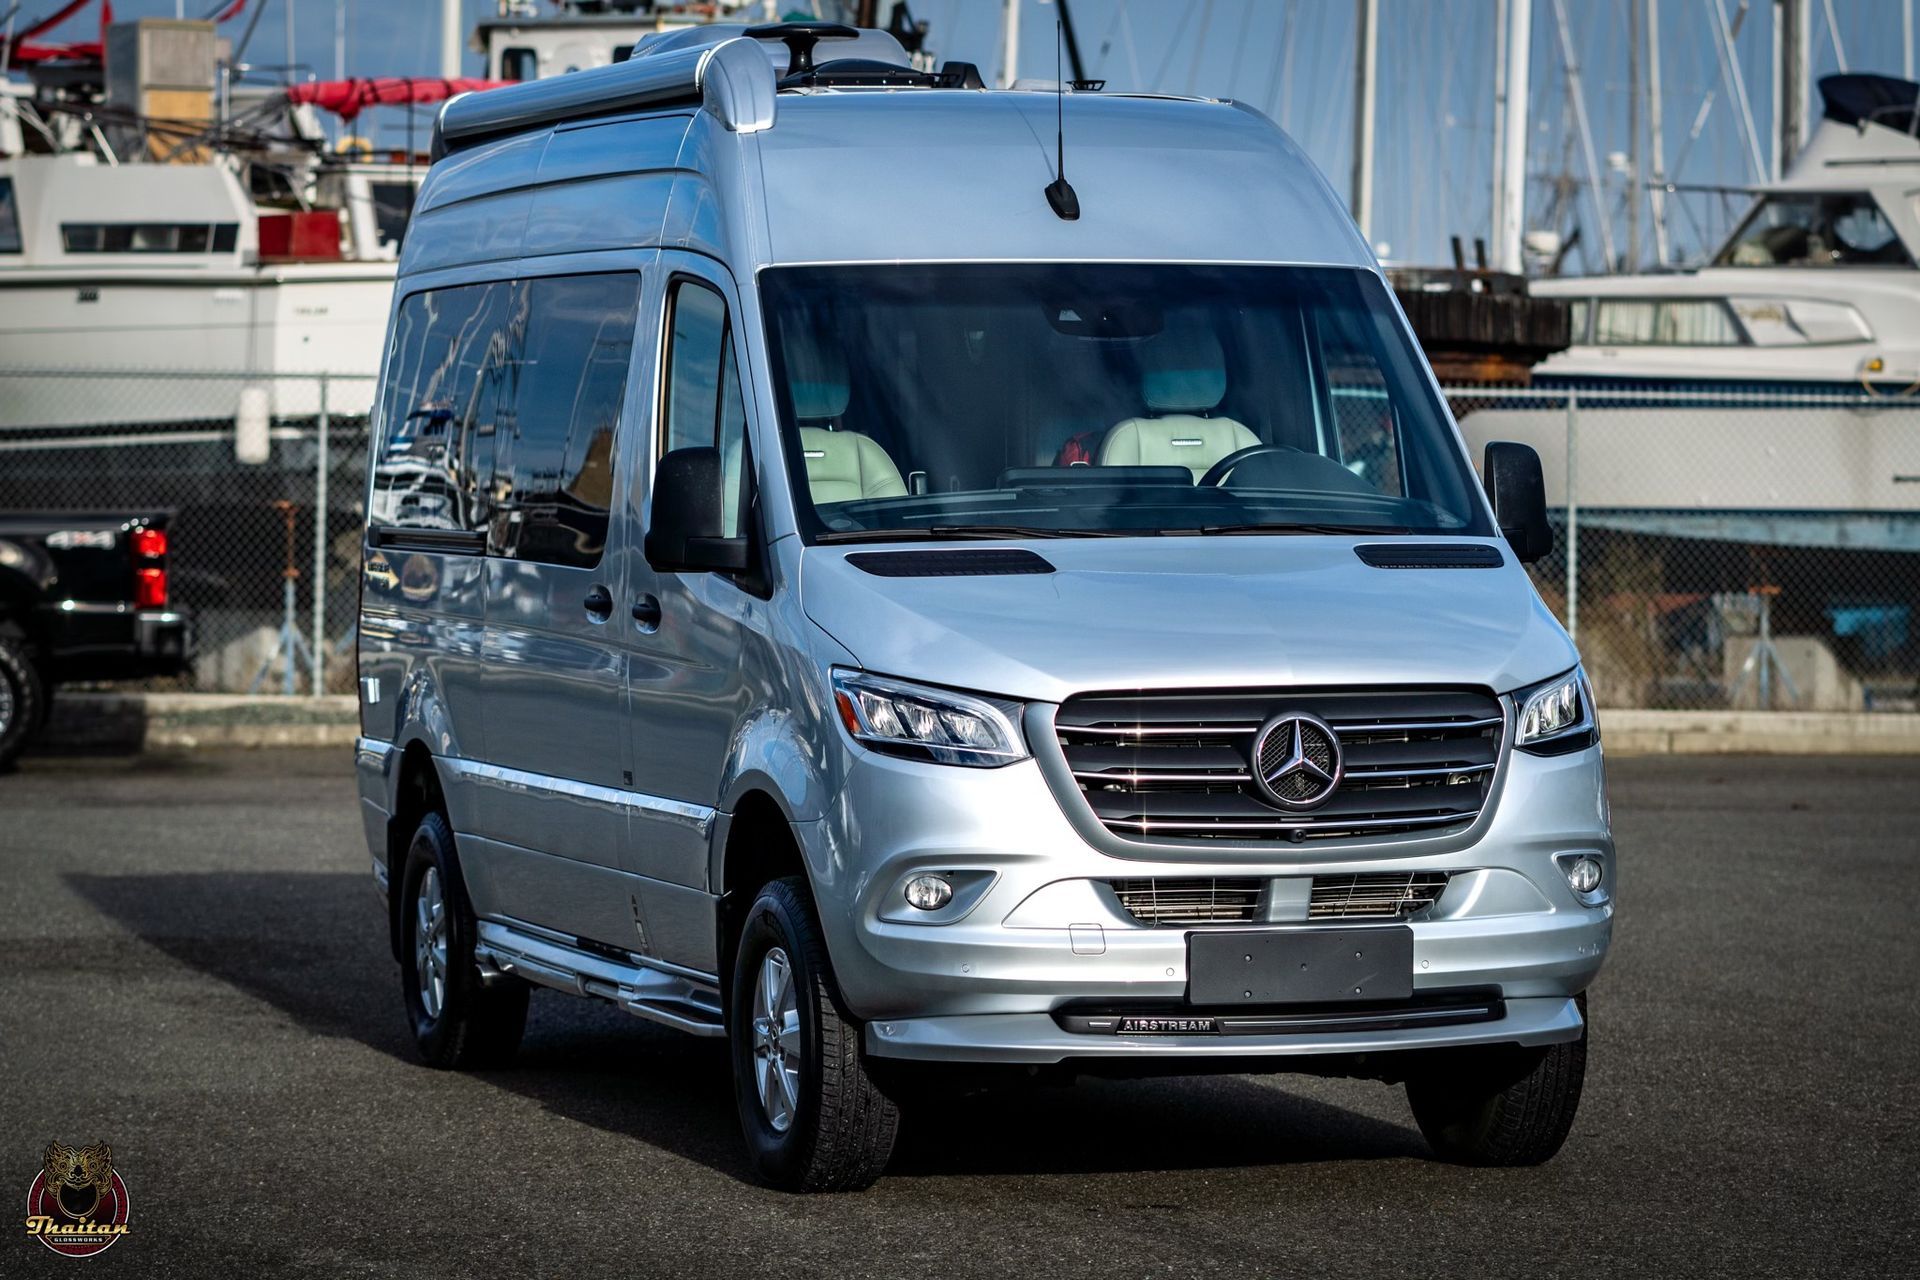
1406, 1008, 1588, 1166
729, 876, 899, 1192
0, 628, 45, 773
398, 811, 529, 1069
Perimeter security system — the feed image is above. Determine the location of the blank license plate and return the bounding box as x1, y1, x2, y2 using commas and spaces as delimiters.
1187, 927, 1414, 1005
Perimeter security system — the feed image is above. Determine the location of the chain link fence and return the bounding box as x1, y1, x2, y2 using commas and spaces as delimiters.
3, 369, 1916, 710
0, 369, 374, 696
1454, 384, 1920, 712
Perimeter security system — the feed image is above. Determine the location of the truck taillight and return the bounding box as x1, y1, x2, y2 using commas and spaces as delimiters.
135, 567, 167, 609
132, 527, 168, 559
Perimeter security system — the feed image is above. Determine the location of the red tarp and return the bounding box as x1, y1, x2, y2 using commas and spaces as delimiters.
285, 77, 509, 121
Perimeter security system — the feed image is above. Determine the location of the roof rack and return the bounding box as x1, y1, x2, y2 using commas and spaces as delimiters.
432, 35, 776, 160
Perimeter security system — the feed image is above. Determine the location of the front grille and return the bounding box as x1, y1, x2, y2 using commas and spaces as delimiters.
1110, 877, 1263, 925
1309, 871, 1450, 918
1056, 689, 1503, 843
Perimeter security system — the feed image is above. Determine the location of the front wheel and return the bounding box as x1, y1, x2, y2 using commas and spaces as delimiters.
1406, 1005, 1588, 1166
729, 876, 900, 1192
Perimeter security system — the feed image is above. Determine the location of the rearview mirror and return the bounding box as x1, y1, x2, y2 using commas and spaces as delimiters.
1481, 441, 1553, 564
644, 447, 749, 574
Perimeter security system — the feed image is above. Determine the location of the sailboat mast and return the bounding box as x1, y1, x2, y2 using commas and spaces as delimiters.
1646, 0, 1672, 266
1494, 0, 1530, 274
1350, 0, 1378, 246
1775, 0, 1810, 178
1491, 0, 1509, 264
999, 0, 1020, 88
441, 0, 464, 80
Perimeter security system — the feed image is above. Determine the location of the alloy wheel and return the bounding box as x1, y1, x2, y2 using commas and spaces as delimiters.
751, 947, 803, 1133
414, 866, 448, 1020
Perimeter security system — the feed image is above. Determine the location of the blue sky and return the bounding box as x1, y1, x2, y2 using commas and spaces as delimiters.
17, 1, 1918, 271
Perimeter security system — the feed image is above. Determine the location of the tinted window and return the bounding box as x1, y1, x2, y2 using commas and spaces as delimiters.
60, 222, 240, 254
371, 281, 520, 535
1715, 192, 1914, 268
663, 280, 750, 537
0, 179, 20, 253
492, 274, 637, 567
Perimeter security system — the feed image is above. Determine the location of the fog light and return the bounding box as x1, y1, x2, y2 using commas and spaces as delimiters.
904, 874, 953, 911
1566, 856, 1604, 895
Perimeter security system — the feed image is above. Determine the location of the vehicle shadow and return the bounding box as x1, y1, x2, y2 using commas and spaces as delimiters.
66, 869, 1428, 1183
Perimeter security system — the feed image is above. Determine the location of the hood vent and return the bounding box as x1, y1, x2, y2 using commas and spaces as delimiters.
845, 549, 1055, 578
1354, 543, 1505, 569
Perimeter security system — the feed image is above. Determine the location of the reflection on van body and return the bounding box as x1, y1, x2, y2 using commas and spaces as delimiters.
355, 23, 1611, 1193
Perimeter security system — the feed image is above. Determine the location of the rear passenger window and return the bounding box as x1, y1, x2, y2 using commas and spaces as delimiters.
370, 272, 637, 564
663, 280, 750, 537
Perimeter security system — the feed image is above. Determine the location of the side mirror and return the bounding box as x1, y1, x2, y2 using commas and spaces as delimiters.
644, 446, 750, 574
1482, 441, 1554, 564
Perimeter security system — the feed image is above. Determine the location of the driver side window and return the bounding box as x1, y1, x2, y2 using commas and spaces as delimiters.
663, 279, 749, 538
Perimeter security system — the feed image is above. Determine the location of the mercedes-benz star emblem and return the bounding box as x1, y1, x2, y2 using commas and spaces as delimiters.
1251, 713, 1343, 809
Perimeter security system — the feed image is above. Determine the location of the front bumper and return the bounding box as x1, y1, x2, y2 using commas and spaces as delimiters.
799, 731, 1613, 1063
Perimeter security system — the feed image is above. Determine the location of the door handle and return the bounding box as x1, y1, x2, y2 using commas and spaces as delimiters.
631, 593, 662, 633
583, 584, 613, 622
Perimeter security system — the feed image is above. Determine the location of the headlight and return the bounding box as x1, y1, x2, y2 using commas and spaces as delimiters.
1513, 667, 1597, 755
831, 669, 1028, 767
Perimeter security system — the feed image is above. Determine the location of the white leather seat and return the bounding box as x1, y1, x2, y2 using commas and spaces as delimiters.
798, 426, 907, 503
1096, 325, 1258, 481
780, 319, 908, 505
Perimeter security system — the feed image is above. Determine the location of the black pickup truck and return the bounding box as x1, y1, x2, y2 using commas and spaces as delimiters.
0, 512, 194, 768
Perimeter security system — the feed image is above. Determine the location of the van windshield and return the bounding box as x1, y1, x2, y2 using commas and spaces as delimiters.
758, 264, 1493, 543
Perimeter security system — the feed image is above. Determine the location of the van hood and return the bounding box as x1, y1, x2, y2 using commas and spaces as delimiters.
799, 537, 1576, 704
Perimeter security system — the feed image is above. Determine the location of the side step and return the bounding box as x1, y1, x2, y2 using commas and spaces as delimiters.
475, 919, 726, 1038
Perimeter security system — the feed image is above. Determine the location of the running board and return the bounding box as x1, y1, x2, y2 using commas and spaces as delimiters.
475, 919, 726, 1038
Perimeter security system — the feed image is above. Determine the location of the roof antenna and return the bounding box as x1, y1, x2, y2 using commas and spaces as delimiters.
1045, 20, 1080, 221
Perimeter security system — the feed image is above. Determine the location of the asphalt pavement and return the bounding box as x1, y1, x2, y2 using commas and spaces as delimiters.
1, 750, 1915, 1278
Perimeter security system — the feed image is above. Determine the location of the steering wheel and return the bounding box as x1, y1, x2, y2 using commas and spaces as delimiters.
1199, 444, 1299, 487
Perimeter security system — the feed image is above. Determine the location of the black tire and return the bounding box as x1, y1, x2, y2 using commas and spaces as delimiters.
0, 628, 45, 774
1406, 1007, 1588, 1167
398, 811, 529, 1069
729, 876, 900, 1192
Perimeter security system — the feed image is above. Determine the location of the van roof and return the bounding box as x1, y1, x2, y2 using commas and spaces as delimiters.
404, 30, 1372, 280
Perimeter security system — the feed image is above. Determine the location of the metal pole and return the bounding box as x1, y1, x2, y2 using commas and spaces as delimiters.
1628, 0, 1642, 271
1907, 0, 1915, 82
311, 374, 329, 698
286, 0, 297, 86
999, 0, 1020, 88
1550, 0, 1617, 271
441, 0, 464, 79
1491, 0, 1509, 260
1496, 0, 1532, 274
1647, 0, 1672, 266
1350, 0, 1379, 246
1565, 391, 1579, 643
1775, 0, 1810, 178
1707, 0, 1768, 185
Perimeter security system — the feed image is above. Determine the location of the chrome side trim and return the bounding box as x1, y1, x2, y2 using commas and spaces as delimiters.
442, 757, 716, 836
356, 736, 396, 762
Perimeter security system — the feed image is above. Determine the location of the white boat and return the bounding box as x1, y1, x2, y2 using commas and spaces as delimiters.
1459, 73, 1920, 552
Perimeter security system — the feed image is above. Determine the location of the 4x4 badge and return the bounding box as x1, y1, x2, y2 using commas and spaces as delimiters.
1251, 713, 1343, 809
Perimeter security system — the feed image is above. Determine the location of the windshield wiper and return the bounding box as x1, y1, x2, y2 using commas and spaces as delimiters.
1184, 523, 1416, 536
814, 524, 1133, 544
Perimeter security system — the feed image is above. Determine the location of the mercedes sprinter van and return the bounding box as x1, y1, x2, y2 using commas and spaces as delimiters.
356, 22, 1612, 1191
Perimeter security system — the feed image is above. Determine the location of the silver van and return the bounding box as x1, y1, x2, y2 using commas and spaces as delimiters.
356, 22, 1612, 1192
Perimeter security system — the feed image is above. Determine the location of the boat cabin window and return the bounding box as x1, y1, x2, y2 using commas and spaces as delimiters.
60, 222, 239, 254
1714, 192, 1914, 268
0, 179, 20, 254
1591, 298, 1745, 347
370, 182, 415, 248
500, 47, 538, 82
